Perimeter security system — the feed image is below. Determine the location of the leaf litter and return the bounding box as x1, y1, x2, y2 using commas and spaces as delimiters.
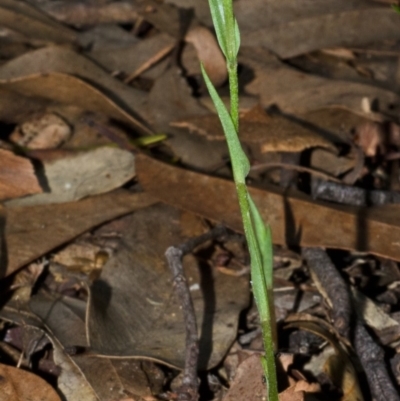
0, 1, 400, 400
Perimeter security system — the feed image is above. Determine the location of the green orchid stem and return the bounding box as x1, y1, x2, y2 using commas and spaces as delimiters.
227, 63, 239, 132
236, 184, 279, 401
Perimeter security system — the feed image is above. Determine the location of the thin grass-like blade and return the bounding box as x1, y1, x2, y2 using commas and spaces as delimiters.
200, 63, 250, 182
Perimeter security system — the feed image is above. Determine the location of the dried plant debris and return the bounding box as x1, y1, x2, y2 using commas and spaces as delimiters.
1, 0, 400, 400
0, 149, 42, 201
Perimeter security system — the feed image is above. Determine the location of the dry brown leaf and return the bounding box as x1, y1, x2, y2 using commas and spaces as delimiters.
0, 149, 42, 201
87, 204, 249, 369
222, 354, 266, 401
354, 121, 386, 157
0, 46, 151, 131
89, 32, 175, 81
241, 47, 400, 116
172, 105, 336, 153
185, 25, 227, 87
148, 66, 228, 170
136, 153, 400, 261
0, 362, 62, 401
4, 190, 157, 276
0, 73, 149, 132
6, 147, 136, 206
36, 1, 139, 27
240, 6, 400, 59
0, 0, 77, 44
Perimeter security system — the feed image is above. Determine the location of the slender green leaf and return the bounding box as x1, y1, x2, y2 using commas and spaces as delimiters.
201, 63, 250, 182
233, 18, 241, 56
392, 4, 400, 13
208, 0, 228, 57
248, 196, 273, 289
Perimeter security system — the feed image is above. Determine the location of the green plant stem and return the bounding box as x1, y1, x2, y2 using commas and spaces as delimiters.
227, 63, 239, 132
236, 185, 279, 401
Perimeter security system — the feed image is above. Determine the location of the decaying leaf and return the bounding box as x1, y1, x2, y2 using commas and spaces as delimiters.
89, 32, 175, 81
0, 0, 77, 45
10, 113, 71, 150
0, 149, 42, 201
352, 288, 400, 345
6, 146, 136, 206
87, 204, 249, 369
4, 190, 157, 276
239, 5, 400, 59
0, 46, 152, 131
286, 316, 364, 401
185, 25, 227, 87
136, 153, 400, 261
222, 354, 266, 401
241, 47, 400, 116
0, 362, 62, 401
171, 105, 336, 153
0, 73, 149, 132
149, 66, 227, 170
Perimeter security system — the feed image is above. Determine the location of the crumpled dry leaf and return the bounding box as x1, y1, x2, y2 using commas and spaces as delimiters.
0, 149, 42, 201
352, 288, 400, 345
87, 204, 249, 369
0, 362, 62, 401
354, 121, 386, 157
171, 105, 336, 153
4, 190, 157, 276
5, 146, 136, 206
10, 113, 71, 150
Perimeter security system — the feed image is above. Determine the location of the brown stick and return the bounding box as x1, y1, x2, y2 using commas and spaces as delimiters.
165, 225, 227, 401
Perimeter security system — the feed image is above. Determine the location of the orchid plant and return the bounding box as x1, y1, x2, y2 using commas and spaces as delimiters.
200, 1, 279, 400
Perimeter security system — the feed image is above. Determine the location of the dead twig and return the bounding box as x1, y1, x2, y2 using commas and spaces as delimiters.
354, 321, 400, 401
302, 247, 352, 339
165, 225, 227, 401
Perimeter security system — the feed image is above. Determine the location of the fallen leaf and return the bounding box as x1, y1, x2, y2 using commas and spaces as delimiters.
0, 73, 149, 132
87, 204, 249, 369
171, 105, 336, 153
10, 113, 71, 150
286, 316, 364, 401
240, 5, 400, 59
149, 67, 228, 170
0, 362, 62, 401
4, 190, 157, 276
352, 288, 400, 345
241, 47, 400, 116
0, 149, 42, 201
6, 147, 136, 206
354, 121, 386, 157
0, 0, 77, 44
89, 32, 175, 81
136, 152, 400, 261
185, 25, 227, 87
0, 46, 152, 132
222, 354, 266, 401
